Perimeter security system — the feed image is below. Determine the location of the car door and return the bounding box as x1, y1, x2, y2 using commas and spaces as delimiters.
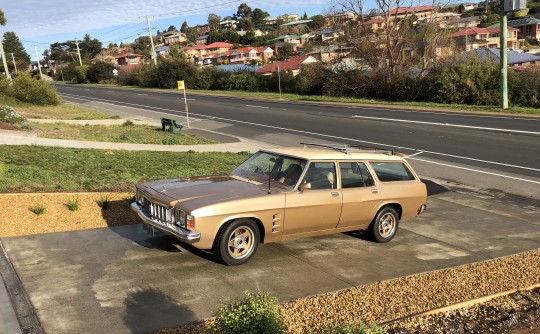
337, 161, 381, 229
283, 161, 342, 236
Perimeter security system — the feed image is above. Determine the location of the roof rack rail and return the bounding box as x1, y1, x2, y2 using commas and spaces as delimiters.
301, 143, 394, 155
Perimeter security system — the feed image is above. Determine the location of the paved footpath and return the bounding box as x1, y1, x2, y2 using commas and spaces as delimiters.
0, 117, 270, 153
0, 117, 269, 333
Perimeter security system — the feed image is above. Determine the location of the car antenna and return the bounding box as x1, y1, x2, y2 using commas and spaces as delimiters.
268, 163, 272, 194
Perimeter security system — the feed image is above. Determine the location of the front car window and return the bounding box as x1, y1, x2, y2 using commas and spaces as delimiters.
301, 162, 337, 190
231, 151, 307, 187
370, 162, 416, 182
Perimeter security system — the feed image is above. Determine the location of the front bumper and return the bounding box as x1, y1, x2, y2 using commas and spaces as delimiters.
131, 202, 201, 243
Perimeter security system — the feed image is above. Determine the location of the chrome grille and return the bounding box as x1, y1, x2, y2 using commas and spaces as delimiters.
143, 198, 173, 223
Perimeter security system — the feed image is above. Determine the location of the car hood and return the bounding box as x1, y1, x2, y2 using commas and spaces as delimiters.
139, 175, 281, 211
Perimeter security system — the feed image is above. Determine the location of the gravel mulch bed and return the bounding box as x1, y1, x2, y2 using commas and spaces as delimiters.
0, 192, 136, 237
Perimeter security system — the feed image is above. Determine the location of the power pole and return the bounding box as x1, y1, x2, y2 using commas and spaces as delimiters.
500, 5, 508, 109
34, 45, 43, 79
10, 53, 17, 72
0, 41, 11, 81
146, 16, 157, 66
74, 39, 83, 66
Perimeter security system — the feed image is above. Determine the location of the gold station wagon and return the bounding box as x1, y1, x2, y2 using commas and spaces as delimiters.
131, 144, 427, 265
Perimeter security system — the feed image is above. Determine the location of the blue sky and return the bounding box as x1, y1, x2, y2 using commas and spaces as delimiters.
2, 0, 340, 61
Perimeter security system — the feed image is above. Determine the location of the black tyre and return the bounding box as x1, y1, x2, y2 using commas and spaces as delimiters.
369, 206, 399, 243
213, 218, 260, 266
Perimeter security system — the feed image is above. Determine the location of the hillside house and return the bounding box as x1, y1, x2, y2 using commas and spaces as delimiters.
256, 55, 319, 76
449, 26, 519, 51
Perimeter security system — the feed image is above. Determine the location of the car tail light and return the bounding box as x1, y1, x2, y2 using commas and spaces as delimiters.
418, 204, 427, 215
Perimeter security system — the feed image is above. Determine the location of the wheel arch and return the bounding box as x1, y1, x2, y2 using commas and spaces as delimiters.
378, 202, 402, 219
219, 217, 266, 244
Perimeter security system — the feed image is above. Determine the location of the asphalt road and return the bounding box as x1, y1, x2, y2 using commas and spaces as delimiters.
55, 84, 540, 181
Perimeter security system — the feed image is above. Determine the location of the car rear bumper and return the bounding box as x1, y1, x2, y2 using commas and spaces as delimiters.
131, 202, 201, 243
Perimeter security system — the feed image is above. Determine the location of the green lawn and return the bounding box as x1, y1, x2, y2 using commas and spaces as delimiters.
33, 122, 216, 145
0, 146, 249, 192
0, 95, 114, 120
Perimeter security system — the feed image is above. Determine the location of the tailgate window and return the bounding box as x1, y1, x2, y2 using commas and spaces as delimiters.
370, 162, 415, 182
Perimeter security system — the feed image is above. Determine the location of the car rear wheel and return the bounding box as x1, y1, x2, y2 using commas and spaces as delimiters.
369, 206, 399, 243
214, 219, 259, 266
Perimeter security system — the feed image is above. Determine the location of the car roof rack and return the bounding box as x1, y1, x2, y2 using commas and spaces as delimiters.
301, 143, 394, 155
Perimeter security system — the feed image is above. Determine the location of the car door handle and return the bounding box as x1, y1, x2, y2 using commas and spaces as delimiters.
331, 192, 340, 197
371, 189, 379, 194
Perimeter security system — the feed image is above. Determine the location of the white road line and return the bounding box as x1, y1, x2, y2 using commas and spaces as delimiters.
337, 105, 540, 121
58, 92, 540, 179
409, 157, 540, 185
405, 151, 425, 158
246, 105, 269, 109
352, 115, 540, 135
137, 93, 147, 96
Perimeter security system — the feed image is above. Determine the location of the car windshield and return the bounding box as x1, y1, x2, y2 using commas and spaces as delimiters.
231, 151, 307, 188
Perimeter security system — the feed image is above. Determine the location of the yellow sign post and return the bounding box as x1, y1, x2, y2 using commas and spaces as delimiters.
177, 80, 189, 128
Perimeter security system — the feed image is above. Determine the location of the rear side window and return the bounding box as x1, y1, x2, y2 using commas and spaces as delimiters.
339, 162, 375, 188
370, 162, 416, 182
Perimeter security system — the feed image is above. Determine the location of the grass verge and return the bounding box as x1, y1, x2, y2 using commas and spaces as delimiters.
0, 94, 114, 120
0, 146, 249, 192
32, 122, 216, 145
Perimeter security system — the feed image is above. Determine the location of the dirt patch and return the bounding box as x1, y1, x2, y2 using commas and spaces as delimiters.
0, 121, 20, 131
0, 192, 137, 237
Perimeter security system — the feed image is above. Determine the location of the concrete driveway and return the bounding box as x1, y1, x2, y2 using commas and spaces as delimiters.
1, 180, 539, 334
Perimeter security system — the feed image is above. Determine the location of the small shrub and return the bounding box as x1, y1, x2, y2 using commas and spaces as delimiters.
122, 120, 134, 126
0, 105, 26, 124
213, 291, 284, 334
118, 134, 129, 141
66, 198, 80, 211
29, 205, 46, 215
96, 196, 109, 210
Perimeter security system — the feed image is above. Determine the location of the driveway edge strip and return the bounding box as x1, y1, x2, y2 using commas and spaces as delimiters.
0, 240, 44, 334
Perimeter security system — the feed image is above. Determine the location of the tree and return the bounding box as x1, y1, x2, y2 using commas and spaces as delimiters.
46, 41, 77, 63
302, 12, 308, 20
236, 3, 253, 19
131, 36, 153, 60
80, 34, 102, 61
180, 21, 189, 33
252, 8, 270, 27
310, 15, 326, 29
167, 25, 176, 32
168, 44, 186, 60
208, 13, 221, 31
2, 32, 31, 72
0, 9, 5, 25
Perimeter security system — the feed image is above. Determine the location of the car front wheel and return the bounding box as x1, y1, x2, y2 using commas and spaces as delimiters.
369, 206, 399, 243
214, 219, 260, 266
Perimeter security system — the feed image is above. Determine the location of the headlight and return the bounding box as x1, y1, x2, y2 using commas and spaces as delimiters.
135, 189, 144, 205
174, 209, 195, 230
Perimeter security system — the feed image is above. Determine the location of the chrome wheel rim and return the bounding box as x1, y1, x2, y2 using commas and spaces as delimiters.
378, 213, 396, 238
227, 226, 255, 259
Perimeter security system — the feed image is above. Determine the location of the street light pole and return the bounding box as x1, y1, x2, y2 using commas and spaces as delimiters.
499, 5, 509, 109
